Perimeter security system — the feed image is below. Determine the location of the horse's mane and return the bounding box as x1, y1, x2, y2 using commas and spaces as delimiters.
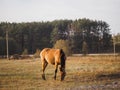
60, 49, 66, 68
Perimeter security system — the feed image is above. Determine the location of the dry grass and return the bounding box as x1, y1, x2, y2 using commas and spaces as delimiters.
0, 56, 120, 89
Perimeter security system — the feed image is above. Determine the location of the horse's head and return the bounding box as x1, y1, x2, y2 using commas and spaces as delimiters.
60, 67, 66, 81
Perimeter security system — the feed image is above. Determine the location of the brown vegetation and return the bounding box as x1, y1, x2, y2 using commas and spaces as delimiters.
0, 55, 120, 89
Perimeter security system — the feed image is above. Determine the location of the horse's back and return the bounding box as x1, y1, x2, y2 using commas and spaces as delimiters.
40, 48, 61, 64
40, 48, 60, 56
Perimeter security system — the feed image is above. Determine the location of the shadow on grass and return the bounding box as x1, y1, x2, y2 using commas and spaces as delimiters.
0, 73, 28, 77
97, 73, 120, 79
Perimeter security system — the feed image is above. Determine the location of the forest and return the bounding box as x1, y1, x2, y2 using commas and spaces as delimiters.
0, 18, 114, 55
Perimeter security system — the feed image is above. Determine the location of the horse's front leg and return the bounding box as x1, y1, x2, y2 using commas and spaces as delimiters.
54, 64, 58, 80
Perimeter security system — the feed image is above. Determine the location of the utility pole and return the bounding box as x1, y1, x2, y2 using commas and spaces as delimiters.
6, 30, 9, 60
113, 41, 115, 58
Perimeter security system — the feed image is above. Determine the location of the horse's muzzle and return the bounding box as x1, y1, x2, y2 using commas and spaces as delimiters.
61, 72, 66, 81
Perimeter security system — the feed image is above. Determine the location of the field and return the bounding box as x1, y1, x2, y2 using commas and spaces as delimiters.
0, 55, 120, 90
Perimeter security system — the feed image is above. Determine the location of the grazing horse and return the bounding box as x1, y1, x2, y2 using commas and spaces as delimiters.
40, 48, 66, 81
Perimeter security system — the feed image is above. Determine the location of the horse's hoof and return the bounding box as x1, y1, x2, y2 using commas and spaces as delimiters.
61, 79, 64, 81
42, 77, 46, 80
54, 76, 56, 80
42, 74, 46, 80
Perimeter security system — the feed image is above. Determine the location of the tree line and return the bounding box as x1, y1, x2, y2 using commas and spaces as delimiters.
0, 18, 114, 55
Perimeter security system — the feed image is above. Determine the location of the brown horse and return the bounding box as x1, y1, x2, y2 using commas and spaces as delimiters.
40, 48, 66, 81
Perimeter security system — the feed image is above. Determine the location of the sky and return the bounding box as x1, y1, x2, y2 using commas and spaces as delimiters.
0, 0, 120, 35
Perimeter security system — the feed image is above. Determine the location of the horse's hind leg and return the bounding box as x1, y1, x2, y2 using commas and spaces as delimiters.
41, 60, 48, 80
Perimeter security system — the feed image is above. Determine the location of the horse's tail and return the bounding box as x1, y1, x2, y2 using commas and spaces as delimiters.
60, 49, 66, 69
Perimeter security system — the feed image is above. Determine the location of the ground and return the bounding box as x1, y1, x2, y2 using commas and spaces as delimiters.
0, 55, 120, 90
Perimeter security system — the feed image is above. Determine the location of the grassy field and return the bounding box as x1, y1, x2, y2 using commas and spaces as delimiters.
0, 55, 120, 90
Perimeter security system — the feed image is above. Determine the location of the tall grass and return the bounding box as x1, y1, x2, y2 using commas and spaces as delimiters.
0, 56, 120, 89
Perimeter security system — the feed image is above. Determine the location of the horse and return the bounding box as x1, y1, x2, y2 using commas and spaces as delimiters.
40, 48, 66, 81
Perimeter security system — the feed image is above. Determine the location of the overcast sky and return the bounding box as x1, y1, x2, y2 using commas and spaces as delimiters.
0, 0, 120, 34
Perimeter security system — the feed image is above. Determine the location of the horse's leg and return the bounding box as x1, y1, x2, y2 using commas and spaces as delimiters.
54, 64, 58, 80
42, 60, 48, 80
